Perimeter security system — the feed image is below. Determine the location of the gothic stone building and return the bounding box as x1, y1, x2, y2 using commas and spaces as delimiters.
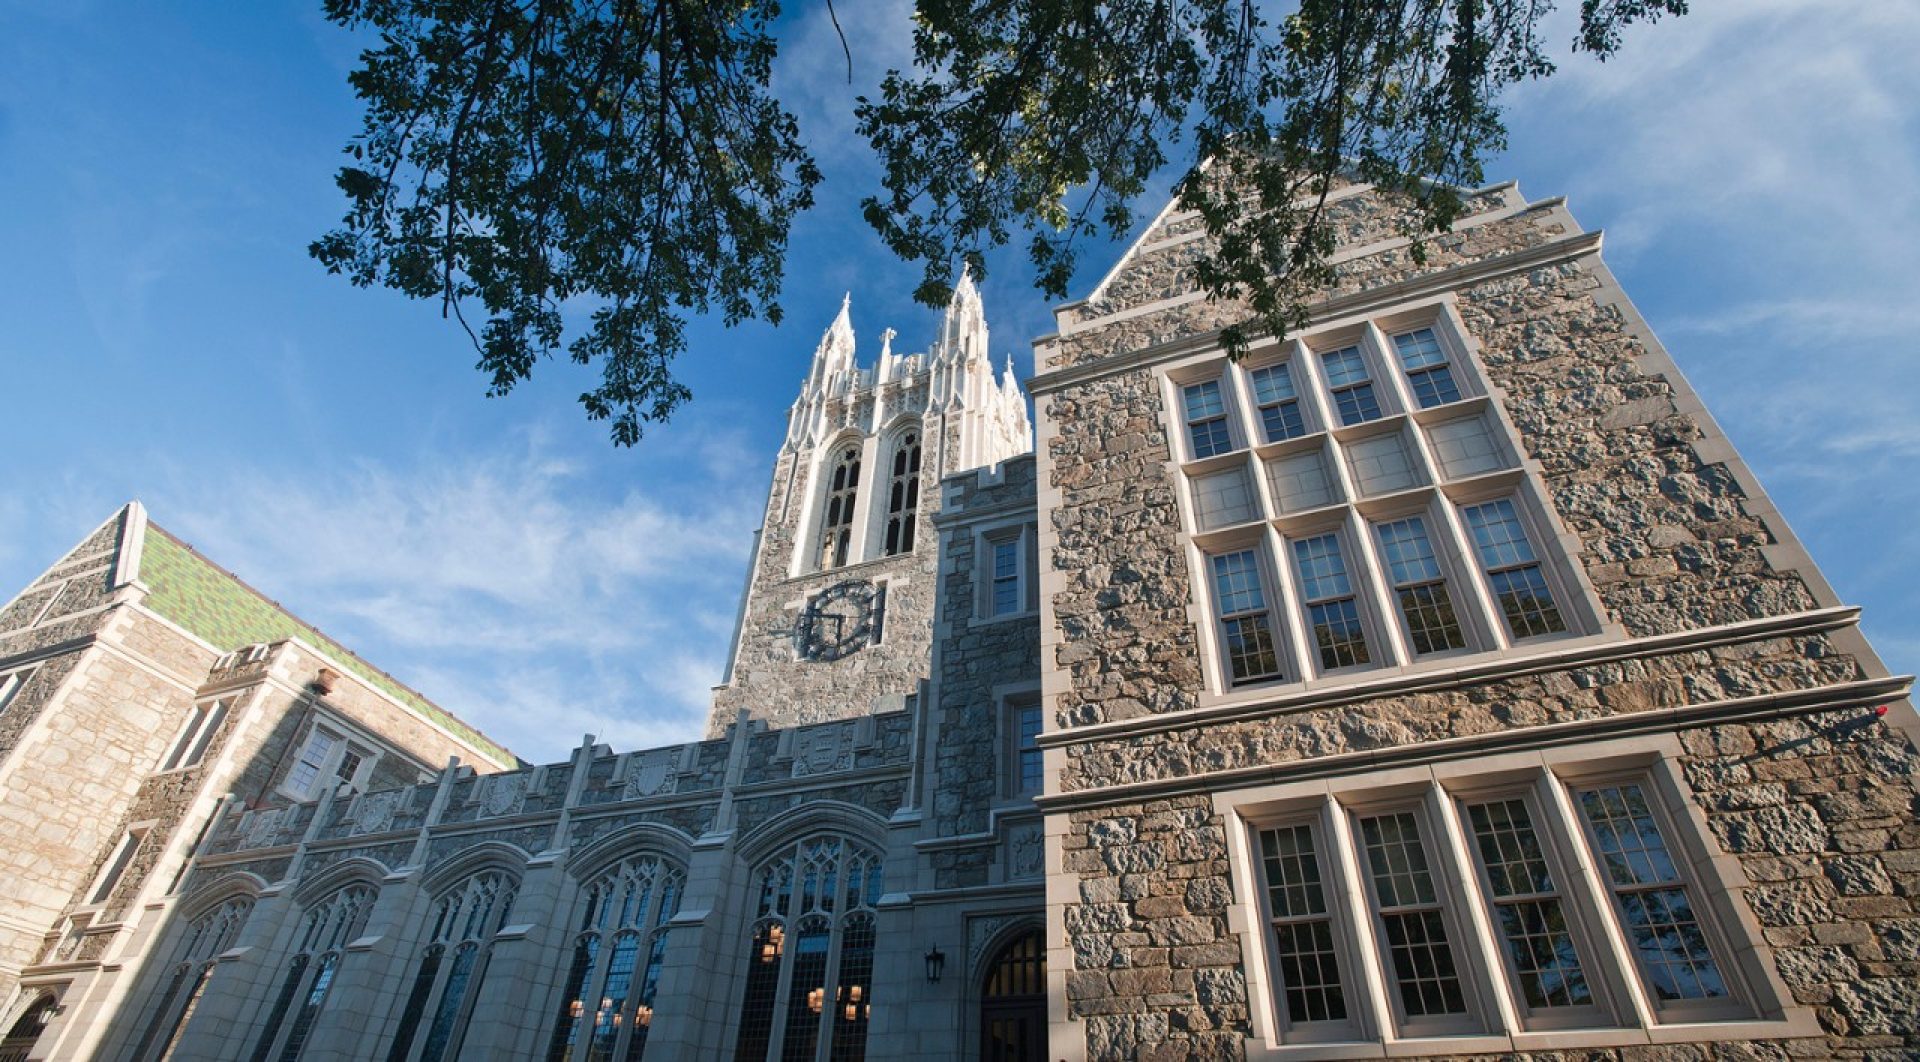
1, 177, 1916, 1061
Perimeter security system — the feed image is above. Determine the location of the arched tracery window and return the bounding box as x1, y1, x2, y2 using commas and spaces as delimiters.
545, 853, 686, 1062
127, 895, 254, 1061
732, 836, 884, 1062
882, 433, 920, 556
386, 870, 517, 1062
249, 882, 377, 1062
0, 994, 58, 1062
817, 446, 862, 570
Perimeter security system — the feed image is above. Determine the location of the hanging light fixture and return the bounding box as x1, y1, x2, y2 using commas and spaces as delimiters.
924, 944, 946, 984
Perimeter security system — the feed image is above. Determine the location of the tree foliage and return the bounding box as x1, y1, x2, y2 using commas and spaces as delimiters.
315, 0, 1683, 443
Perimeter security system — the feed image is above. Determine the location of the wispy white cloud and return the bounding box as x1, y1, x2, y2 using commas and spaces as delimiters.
149, 428, 757, 762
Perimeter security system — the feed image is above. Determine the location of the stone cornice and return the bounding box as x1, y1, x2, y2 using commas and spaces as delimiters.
1039, 605, 1866, 749
1038, 673, 1913, 813
1029, 227, 1605, 396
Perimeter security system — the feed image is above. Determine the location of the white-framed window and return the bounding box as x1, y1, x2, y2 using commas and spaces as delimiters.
881, 432, 921, 556
1180, 379, 1237, 459
1003, 694, 1044, 798
979, 525, 1036, 620
545, 855, 685, 1062
1372, 516, 1467, 657
1460, 497, 1568, 641
731, 836, 884, 1062
1238, 756, 1774, 1051
388, 870, 519, 1062
1206, 548, 1284, 686
1249, 362, 1310, 442
817, 444, 863, 571
159, 699, 231, 772
283, 724, 376, 800
1289, 532, 1372, 672
0, 664, 35, 715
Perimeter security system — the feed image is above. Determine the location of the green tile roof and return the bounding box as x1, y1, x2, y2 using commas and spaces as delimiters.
139, 524, 517, 766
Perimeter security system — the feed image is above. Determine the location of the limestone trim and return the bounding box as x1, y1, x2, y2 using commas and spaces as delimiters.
730, 799, 893, 868
1029, 229, 1606, 397
1061, 190, 1552, 340
417, 840, 531, 894
1040, 673, 1911, 811
289, 856, 387, 908
1039, 605, 1867, 749
1215, 738, 1821, 1059
0, 631, 96, 672
564, 822, 698, 883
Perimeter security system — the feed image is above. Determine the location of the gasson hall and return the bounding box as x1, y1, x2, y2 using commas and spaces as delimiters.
1, 176, 1916, 1061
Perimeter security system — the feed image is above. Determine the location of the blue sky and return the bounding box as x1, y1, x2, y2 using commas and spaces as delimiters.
1, 2, 1914, 765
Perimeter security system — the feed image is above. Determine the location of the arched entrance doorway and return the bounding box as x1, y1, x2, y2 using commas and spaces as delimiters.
0, 993, 57, 1062
979, 929, 1045, 1061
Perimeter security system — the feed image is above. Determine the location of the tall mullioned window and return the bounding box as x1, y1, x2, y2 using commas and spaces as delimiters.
387, 871, 517, 1062
1292, 535, 1369, 671
1462, 499, 1566, 640
882, 433, 920, 556
1373, 518, 1466, 655
817, 446, 862, 570
545, 854, 685, 1062
1247, 765, 1762, 1048
1208, 550, 1281, 685
1391, 328, 1462, 408
731, 836, 884, 1062
1181, 380, 1234, 458
128, 895, 254, 1061
1320, 346, 1382, 426
250, 883, 377, 1062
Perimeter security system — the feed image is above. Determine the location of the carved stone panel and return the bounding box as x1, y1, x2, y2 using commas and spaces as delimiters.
624, 750, 681, 799
791, 723, 855, 778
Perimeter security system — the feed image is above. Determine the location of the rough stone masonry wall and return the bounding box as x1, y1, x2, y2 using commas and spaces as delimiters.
711, 438, 943, 735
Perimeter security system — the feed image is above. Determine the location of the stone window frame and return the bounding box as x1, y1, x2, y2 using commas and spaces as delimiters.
974, 520, 1039, 623
158, 696, 233, 774
250, 878, 381, 1062
878, 426, 923, 558
279, 716, 381, 803
0, 663, 36, 715
1217, 739, 1812, 1059
1166, 299, 1608, 703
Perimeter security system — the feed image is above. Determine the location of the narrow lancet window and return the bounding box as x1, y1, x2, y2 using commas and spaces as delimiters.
818, 447, 862, 570
883, 433, 920, 556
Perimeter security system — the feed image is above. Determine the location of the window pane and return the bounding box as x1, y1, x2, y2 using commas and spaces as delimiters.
1375, 518, 1441, 585
1345, 433, 1419, 496
1260, 826, 1327, 919
1396, 584, 1466, 655
1487, 566, 1566, 638
1359, 813, 1466, 1019
1391, 329, 1447, 369
1184, 380, 1235, 459
1290, 536, 1352, 602
1210, 552, 1267, 615
1321, 348, 1370, 387
1360, 813, 1437, 908
1333, 385, 1382, 426
1223, 615, 1281, 683
1461, 500, 1537, 568
1407, 366, 1461, 408
1183, 380, 1226, 421
1191, 467, 1257, 530
1252, 363, 1298, 404
1189, 417, 1233, 459
1268, 452, 1338, 513
1016, 706, 1043, 794
1306, 601, 1370, 669
778, 918, 831, 1062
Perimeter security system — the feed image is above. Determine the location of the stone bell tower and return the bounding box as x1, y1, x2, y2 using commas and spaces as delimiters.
708, 275, 1031, 734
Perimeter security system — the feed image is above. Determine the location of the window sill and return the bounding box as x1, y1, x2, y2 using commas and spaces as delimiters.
1244, 1013, 1820, 1060
970, 609, 1038, 628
